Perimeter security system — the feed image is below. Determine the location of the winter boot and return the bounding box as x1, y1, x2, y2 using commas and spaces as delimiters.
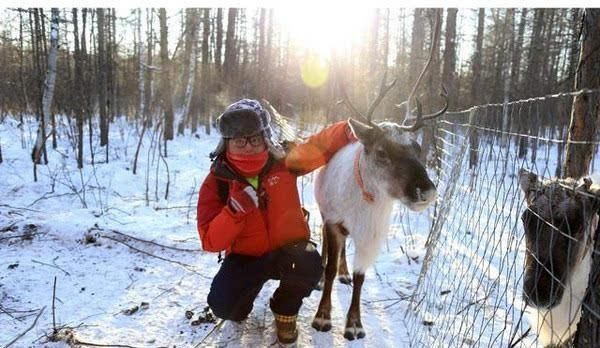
273, 312, 298, 346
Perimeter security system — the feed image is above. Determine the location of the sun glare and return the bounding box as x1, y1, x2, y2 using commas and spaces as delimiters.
276, 7, 372, 58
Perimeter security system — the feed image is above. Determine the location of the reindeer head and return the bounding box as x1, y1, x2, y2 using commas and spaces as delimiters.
518, 169, 599, 309
349, 118, 437, 212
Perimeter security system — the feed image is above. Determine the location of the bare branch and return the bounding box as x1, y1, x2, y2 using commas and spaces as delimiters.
4, 306, 46, 348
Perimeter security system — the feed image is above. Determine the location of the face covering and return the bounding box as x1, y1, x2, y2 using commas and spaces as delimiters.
226, 150, 269, 177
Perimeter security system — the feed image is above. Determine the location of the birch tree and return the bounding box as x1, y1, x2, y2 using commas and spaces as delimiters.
32, 8, 59, 181
177, 9, 199, 135
200, 8, 211, 135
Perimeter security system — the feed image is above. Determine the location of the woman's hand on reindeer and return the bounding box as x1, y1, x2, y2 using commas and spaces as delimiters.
228, 181, 259, 215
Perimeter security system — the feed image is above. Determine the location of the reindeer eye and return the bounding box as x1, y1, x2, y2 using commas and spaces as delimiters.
374, 148, 392, 165
411, 140, 422, 154
375, 148, 387, 159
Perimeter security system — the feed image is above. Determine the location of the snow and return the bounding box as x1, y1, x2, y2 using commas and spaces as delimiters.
0, 115, 433, 347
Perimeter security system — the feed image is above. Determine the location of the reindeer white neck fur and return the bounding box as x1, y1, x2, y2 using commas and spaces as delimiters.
315, 141, 396, 272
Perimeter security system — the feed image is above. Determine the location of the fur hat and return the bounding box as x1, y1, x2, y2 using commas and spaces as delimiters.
211, 99, 286, 160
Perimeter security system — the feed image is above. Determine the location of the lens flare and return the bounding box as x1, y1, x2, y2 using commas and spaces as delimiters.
300, 55, 329, 88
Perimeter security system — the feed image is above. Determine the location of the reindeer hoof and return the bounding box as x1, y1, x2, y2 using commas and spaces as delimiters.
311, 317, 332, 332
338, 274, 352, 285
343, 325, 365, 340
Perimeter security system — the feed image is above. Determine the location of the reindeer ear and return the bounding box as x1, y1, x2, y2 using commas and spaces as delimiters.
348, 118, 378, 146
518, 169, 539, 197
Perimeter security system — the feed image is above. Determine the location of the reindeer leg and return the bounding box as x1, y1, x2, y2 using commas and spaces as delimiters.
316, 224, 328, 291
337, 237, 352, 285
312, 223, 344, 332
344, 272, 366, 340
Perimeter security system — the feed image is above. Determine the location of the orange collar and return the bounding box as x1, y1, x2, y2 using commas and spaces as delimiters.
354, 147, 375, 203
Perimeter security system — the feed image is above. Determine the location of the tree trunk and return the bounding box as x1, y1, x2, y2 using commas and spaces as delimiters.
257, 9, 267, 97
18, 10, 30, 117
73, 8, 84, 169
492, 9, 507, 103
97, 8, 109, 163
510, 8, 528, 100
136, 8, 144, 121
32, 9, 43, 123
111, 9, 119, 117
223, 8, 237, 83
32, 8, 59, 176
524, 9, 546, 98
177, 9, 199, 136
442, 8, 458, 107
408, 9, 425, 91
422, 9, 442, 165
395, 9, 408, 80
201, 8, 211, 135
82, 9, 94, 166
159, 8, 174, 143
563, 9, 600, 179
545, 10, 557, 93
567, 9, 582, 89
469, 9, 485, 168
144, 9, 154, 128
501, 9, 514, 147
470, 8, 485, 106
215, 8, 223, 75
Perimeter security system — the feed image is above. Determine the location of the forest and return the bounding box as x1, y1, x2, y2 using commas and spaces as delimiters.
0, 8, 587, 169
1, 7, 600, 348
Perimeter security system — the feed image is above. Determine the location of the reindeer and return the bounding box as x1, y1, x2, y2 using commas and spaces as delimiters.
311, 12, 447, 340
518, 169, 600, 347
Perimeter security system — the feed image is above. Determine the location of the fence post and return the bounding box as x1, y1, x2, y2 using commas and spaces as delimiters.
468, 108, 479, 169
574, 226, 600, 346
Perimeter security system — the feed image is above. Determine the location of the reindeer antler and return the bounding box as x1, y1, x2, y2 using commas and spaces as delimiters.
337, 64, 397, 127
399, 86, 449, 132
398, 9, 448, 132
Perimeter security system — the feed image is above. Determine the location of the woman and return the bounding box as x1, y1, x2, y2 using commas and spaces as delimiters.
197, 99, 355, 345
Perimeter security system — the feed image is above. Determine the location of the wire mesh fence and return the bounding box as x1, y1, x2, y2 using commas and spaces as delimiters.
404, 88, 600, 347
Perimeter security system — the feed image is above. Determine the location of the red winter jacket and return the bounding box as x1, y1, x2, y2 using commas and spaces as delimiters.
196, 121, 355, 257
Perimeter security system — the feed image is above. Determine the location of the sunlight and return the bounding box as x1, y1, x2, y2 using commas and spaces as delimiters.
276, 6, 372, 58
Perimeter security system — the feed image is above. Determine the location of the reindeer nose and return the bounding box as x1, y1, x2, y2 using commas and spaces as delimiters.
417, 187, 437, 203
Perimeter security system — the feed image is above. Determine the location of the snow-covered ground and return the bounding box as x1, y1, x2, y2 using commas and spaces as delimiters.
0, 116, 434, 347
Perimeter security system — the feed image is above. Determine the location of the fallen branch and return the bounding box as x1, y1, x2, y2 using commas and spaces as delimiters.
0, 233, 44, 242
28, 192, 82, 207
100, 235, 209, 279
154, 205, 192, 210
0, 204, 42, 213
104, 228, 199, 253
4, 306, 46, 348
73, 340, 144, 348
0, 305, 17, 319
194, 319, 225, 348
52, 276, 57, 335
32, 259, 71, 276
0, 222, 18, 232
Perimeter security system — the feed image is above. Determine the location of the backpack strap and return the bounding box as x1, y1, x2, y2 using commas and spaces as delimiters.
216, 179, 229, 204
